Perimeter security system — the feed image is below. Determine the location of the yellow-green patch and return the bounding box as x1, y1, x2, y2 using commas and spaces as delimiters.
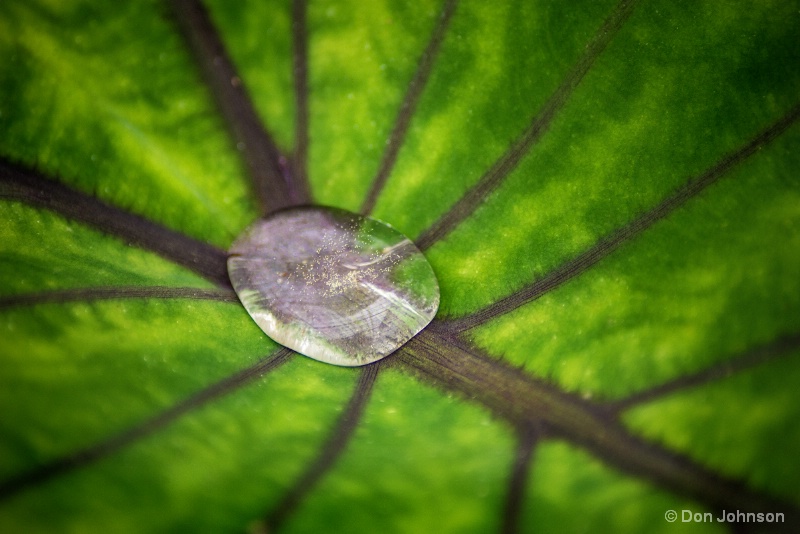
428, 0, 800, 315
523, 441, 724, 533
283, 370, 514, 533
472, 126, 800, 398
0, 356, 357, 533
0, 0, 255, 247
623, 351, 800, 503
0, 201, 211, 295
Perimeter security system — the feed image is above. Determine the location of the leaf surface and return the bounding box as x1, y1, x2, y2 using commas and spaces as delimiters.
1, 0, 799, 532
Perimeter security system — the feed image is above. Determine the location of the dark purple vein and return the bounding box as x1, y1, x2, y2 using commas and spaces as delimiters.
290, 0, 312, 202
415, 0, 640, 250
0, 159, 231, 288
167, 0, 308, 214
263, 362, 381, 531
0, 286, 238, 310
608, 333, 800, 414
360, 0, 459, 215
500, 426, 538, 534
396, 326, 799, 523
0, 348, 293, 502
445, 104, 800, 333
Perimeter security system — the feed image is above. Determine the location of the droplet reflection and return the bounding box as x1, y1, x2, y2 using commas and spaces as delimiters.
228, 206, 439, 366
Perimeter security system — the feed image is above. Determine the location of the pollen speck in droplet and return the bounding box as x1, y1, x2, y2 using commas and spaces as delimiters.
227, 206, 439, 366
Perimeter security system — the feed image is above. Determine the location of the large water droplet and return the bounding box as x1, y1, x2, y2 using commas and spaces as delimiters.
228, 206, 439, 366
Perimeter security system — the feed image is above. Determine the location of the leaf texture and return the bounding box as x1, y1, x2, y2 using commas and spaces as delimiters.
1, 0, 799, 532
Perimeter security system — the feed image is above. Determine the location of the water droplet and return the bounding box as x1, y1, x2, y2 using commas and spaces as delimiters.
228, 207, 439, 366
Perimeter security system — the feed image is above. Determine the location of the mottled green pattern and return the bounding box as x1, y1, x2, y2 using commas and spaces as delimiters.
0, 202, 211, 295
523, 442, 725, 534
429, 0, 800, 315
624, 352, 800, 503
373, 0, 619, 238
284, 371, 514, 534
0, 356, 357, 533
0, 0, 798, 532
306, 0, 441, 210
0, 300, 269, 478
472, 127, 800, 398
0, 1, 255, 247
205, 0, 296, 150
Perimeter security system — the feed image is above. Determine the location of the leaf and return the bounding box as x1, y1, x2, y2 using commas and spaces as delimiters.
1, 0, 799, 532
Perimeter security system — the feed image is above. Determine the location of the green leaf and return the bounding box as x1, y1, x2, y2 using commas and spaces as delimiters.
1, 0, 798, 532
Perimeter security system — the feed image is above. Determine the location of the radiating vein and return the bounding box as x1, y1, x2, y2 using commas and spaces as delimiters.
396, 326, 800, 522
445, 103, 800, 333
500, 426, 538, 534
415, 0, 640, 250
609, 333, 800, 413
0, 159, 231, 288
1, 3, 795, 530
360, 0, 459, 215
0, 286, 238, 310
0, 348, 293, 502
290, 0, 312, 202
167, 0, 308, 213
264, 362, 381, 531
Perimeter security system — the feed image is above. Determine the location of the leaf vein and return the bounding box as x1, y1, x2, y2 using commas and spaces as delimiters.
167, 0, 309, 213
0, 158, 232, 288
0, 348, 293, 502
0, 286, 238, 310
444, 103, 800, 332
360, 0, 460, 215
415, 0, 641, 250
